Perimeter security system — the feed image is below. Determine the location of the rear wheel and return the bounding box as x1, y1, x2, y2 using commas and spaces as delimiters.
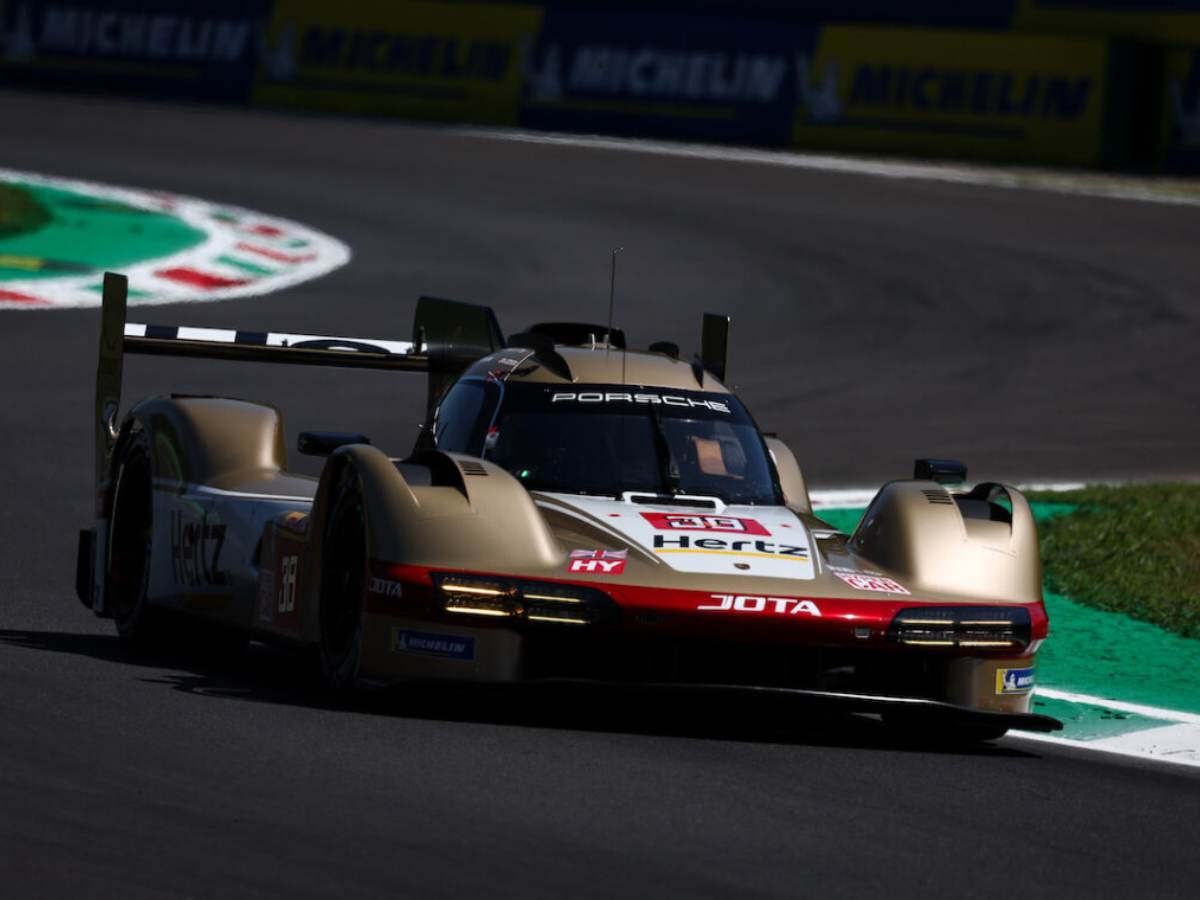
318, 465, 368, 690
108, 434, 166, 645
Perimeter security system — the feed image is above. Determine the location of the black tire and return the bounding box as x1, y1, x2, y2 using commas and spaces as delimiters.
318, 465, 368, 690
107, 433, 167, 645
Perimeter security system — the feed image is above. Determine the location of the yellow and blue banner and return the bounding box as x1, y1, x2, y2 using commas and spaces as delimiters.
1015, 0, 1200, 45
790, 27, 1112, 167
253, 0, 542, 124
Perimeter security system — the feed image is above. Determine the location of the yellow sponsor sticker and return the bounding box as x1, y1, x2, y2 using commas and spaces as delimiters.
996, 666, 1036, 695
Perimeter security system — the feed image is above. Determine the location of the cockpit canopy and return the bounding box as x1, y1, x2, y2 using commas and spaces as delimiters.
433, 379, 781, 506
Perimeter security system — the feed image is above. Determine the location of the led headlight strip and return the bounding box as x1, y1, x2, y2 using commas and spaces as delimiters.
433, 574, 613, 626
887, 606, 1032, 651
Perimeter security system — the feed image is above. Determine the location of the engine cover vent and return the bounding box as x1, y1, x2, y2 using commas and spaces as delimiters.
922, 488, 954, 505
459, 460, 488, 477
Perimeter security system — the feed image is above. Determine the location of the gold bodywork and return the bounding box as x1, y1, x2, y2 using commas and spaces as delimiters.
90, 279, 1046, 721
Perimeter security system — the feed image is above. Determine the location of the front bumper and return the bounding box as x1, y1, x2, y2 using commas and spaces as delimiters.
362, 564, 1051, 720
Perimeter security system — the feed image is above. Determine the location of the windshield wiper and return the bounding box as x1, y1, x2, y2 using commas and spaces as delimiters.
648, 407, 680, 496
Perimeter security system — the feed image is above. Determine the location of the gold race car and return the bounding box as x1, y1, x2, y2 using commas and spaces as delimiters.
77, 273, 1060, 741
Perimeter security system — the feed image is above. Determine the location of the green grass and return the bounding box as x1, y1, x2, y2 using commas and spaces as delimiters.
0, 183, 50, 237
1026, 484, 1200, 640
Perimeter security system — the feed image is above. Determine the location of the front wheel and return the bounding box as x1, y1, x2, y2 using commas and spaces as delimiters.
318, 465, 368, 690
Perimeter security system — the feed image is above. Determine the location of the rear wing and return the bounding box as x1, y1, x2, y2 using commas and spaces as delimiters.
94, 272, 503, 514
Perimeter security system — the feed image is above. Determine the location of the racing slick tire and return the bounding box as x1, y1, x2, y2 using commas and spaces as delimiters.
318, 464, 368, 690
107, 430, 169, 646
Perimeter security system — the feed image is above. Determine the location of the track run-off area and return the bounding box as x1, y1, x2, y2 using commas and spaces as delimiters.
1, 90, 1198, 897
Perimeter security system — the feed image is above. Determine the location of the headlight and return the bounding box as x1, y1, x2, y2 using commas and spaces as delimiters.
437, 577, 512, 617
432, 574, 614, 626
887, 606, 1032, 651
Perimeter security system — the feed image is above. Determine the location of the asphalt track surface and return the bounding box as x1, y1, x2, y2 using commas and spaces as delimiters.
1, 91, 1198, 898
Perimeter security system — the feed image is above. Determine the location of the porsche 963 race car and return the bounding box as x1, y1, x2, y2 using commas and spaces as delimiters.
76, 273, 1061, 741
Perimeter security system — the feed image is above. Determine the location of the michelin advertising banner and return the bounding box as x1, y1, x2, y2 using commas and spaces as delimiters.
1163, 47, 1200, 171
520, 15, 1115, 166
0, 0, 268, 100
1015, 0, 1200, 44
254, 0, 542, 125
791, 27, 1112, 166
520, 12, 811, 145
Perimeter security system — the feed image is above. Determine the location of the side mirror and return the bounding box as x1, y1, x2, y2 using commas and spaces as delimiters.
298, 431, 371, 457
913, 458, 967, 484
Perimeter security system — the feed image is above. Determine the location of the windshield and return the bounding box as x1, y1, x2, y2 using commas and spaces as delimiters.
480, 383, 781, 505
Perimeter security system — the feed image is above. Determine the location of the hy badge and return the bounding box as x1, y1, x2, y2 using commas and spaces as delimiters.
568, 549, 627, 575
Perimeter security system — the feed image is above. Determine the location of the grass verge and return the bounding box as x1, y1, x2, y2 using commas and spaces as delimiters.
1026, 484, 1200, 640
0, 183, 50, 237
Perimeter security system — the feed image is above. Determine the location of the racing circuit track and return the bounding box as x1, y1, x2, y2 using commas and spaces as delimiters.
2, 90, 1198, 897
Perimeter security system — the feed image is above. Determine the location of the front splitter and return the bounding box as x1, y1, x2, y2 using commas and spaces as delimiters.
532, 679, 1064, 733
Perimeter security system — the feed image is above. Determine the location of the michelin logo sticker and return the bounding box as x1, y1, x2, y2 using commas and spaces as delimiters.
996, 667, 1036, 695
392, 629, 475, 661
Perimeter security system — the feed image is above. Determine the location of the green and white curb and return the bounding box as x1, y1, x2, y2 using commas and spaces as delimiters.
0, 168, 349, 309
1021, 691, 1200, 768
810, 485, 1200, 770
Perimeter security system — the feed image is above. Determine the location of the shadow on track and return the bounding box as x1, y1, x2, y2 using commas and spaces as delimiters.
1, 627, 1036, 759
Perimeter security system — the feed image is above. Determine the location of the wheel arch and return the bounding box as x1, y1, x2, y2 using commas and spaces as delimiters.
850, 480, 1042, 604
298, 446, 564, 643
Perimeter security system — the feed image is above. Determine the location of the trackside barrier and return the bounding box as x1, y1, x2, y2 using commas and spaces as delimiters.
0, 0, 269, 101
1014, 0, 1200, 44
0, 1, 1187, 171
252, 0, 542, 125
1162, 46, 1200, 171
518, 10, 809, 146
788, 26, 1121, 168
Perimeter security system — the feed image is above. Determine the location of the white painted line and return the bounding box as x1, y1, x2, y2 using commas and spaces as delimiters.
1088, 723, 1200, 764
809, 481, 1087, 510
1016, 482, 1087, 493
1037, 687, 1200, 726
1011, 727, 1200, 770
452, 127, 1200, 208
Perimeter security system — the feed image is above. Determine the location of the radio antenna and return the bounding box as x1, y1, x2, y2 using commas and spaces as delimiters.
605, 246, 622, 357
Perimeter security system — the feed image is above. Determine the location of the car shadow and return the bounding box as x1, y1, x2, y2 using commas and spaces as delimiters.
0, 627, 1037, 759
